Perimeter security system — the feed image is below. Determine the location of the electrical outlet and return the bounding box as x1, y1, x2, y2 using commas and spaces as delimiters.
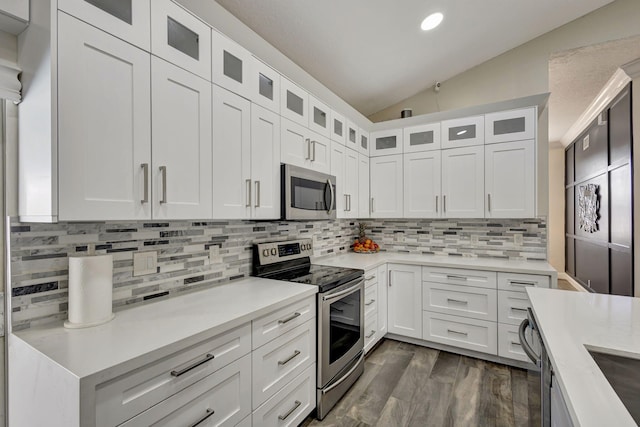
209, 245, 219, 260
133, 251, 158, 276
514, 234, 523, 246
471, 235, 479, 244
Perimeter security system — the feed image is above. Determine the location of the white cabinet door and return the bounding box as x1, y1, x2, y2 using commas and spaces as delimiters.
388, 264, 422, 339
370, 155, 403, 218
250, 57, 280, 114
485, 140, 535, 218
281, 118, 311, 169
485, 107, 536, 144
331, 141, 346, 217
281, 78, 308, 127
330, 111, 346, 145
359, 129, 370, 156
377, 264, 388, 337
441, 116, 484, 149
346, 120, 359, 151
308, 131, 331, 174
151, 0, 211, 80
308, 95, 331, 137
212, 85, 251, 219
251, 104, 281, 219
403, 151, 441, 218
58, 13, 151, 221
441, 146, 484, 218
358, 154, 370, 218
152, 57, 212, 219
344, 149, 359, 218
370, 129, 402, 156
211, 29, 252, 99
403, 122, 440, 153
58, 0, 151, 50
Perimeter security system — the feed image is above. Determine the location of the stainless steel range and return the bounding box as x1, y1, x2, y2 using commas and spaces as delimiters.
253, 239, 365, 419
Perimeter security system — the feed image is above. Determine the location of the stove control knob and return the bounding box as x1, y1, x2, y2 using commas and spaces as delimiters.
262, 249, 270, 257
307, 243, 312, 250
270, 248, 277, 256
300, 244, 306, 251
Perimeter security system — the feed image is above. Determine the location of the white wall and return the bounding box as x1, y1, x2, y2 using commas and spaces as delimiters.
0, 30, 17, 64
369, 0, 640, 122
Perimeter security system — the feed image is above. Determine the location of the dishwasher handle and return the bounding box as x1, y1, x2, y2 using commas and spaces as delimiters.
518, 317, 540, 364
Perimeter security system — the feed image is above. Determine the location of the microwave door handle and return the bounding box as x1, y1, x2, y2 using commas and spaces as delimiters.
326, 179, 335, 214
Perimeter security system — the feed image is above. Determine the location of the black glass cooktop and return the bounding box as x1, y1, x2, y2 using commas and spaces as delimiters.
258, 262, 363, 293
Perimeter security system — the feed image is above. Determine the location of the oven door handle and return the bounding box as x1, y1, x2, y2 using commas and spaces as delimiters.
518, 317, 540, 364
321, 351, 365, 395
322, 280, 362, 302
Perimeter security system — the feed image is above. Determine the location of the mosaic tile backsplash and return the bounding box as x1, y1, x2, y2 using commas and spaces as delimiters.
9, 217, 546, 331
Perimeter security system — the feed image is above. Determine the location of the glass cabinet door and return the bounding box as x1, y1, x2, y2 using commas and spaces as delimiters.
441, 115, 484, 149
250, 57, 280, 114
359, 129, 369, 155
346, 120, 359, 150
330, 111, 346, 145
280, 77, 308, 127
403, 122, 441, 153
370, 129, 403, 156
485, 107, 536, 144
212, 29, 252, 99
308, 95, 330, 137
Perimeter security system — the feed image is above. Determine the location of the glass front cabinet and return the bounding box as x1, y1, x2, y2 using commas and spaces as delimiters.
211, 29, 252, 99
441, 115, 484, 149
370, 129, 403, 156
403, 122, 441, 153
484, 107, 536, 144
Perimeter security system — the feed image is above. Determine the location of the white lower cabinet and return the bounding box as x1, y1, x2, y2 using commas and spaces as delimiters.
423, 311, 497, 355
364, 268, 380, 354
497, 323, 536, 363
377, 264, 388, 337
388, 264, 422, 339
422, 282, 497, 322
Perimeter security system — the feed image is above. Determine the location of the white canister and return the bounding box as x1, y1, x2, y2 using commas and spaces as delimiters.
64, 254, 115, 329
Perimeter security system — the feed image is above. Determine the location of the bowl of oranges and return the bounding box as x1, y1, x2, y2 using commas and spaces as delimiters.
352, 238, 380, 253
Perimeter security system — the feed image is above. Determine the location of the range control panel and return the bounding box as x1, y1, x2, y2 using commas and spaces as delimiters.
255, 239, 313, 266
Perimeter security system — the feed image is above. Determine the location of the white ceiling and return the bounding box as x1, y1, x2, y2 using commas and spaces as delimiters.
215, 0, 615, 117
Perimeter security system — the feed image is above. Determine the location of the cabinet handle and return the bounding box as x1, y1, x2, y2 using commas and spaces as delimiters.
365, 275, 375, 281
447, 329, 468, 336
278, 349, 301, 366
159, 166, 167, 204
435, 195, 438, 213
447, 298, 468, 305
141, 163, 149, 204
511, 307, 528, 312
278, 312, 301, 324
171, 353, 214, 377
388, 270, 392, 287
488, 193, 491, 212
510, 341, 522, 347
278, 400, 302, 421
446, 274, 468, 281
348, 194, 352, 212
255, 180, 260, 208
190, 409, 215, 427
311, 140, 316, 161
365, 299, 376, 306
510, 281, 536, 287
305, 138, 311, 160
246, 179, 251, 207
443, 195, 446, 213
366, 330, 376, 339
370, 197, 374, 213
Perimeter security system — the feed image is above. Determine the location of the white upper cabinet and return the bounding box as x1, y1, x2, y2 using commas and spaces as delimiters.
308, 95, 331, 137
342, 148, 359, 219
403, 123, 441, 153
330, 141, 346, 217
441, 146, 484, 218
330, 111, 346, 145
370, 129, 403, 156
58, 13, 151, 221
359, 129, 370, 156
403, 151, 441, 218
151, 57, 212, 219
308, 131, 331, 174
441, 116, 484, 149
281, 118, 330, 174
151, 0, 211, 80
250, 104, 281, 219
370, 155, 403, 218
280, 78, 308, 127
358, 153, 370, 218
211, 29, 251, 99
212, 85, 251, 219
250, 57, 280, 114
485, 107, 536, 144
59, 0, 151, 50
485, 140, 535, 218
346, 120, 359, 151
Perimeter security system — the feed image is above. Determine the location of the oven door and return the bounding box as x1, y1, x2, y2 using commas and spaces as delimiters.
283, 164, 336, 220
318, 277, 364, 387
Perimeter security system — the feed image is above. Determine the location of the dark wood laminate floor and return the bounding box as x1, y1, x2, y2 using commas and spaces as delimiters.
302, 339, 541, 427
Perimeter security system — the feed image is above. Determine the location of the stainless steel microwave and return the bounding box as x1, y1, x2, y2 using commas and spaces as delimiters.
281, 164, 336, 220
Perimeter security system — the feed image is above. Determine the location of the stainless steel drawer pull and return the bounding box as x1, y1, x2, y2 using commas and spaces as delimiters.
446, 275, 468, 281
278, 312, 301, 324
255, 180, 260, 208
447, 298, 468, 305
311, 140, 316, 161
366, 330, 376, 339
511, 307, 528, 312
278, 400, 302, 421
435, 195, 438, 213
510, 341, 522, 347
191, 409, 215, 427
447, 329, 468, 336
365, 275, 375, 281
365, 299, 376, 306
171, 353, 214, 377
510, 281, 535, 287
141, 163, 149, 203
278, 350, 301, 366
159, 166, 167, 204
305, 138, 311, 160
488, 193, 491, 212
246, 179, 251, 207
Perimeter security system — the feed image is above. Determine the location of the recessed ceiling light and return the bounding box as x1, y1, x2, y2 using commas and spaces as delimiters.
421, 12, 443, 31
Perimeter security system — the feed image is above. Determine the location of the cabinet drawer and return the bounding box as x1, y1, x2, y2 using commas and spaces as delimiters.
498, 323, 537, 363
364, 268, 378, 286
120, 353, 251, 426
96, 323, 251, 427
252, 320, 316, 408
252, 364, 316, 427
364, 283, 378, 321
151, 0, 211, 80
485, 107, 535, 144
498, 272, 550, 292
423, 266, 497, 289
422, 311, 497, 355
58, 0, 151, 50
364, 316, 378, 354
252, 296, 316, 350
498, 291, 530, 326
422, 282, 497, 322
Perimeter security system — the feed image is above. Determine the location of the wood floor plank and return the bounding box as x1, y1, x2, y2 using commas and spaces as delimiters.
429, 351, 461, 384
527, 370, 542, 427
511, 368, 530, 427
478, 362, 515, 427
409, 379, 455, 427
391, 345, 439, 403
375, 396, 412, 427
446, 363, 482, 426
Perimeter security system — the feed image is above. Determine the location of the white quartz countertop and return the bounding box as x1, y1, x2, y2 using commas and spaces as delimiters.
12, 277, 317, 381
314, 252, 557, 277
527, 288, 640, 426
